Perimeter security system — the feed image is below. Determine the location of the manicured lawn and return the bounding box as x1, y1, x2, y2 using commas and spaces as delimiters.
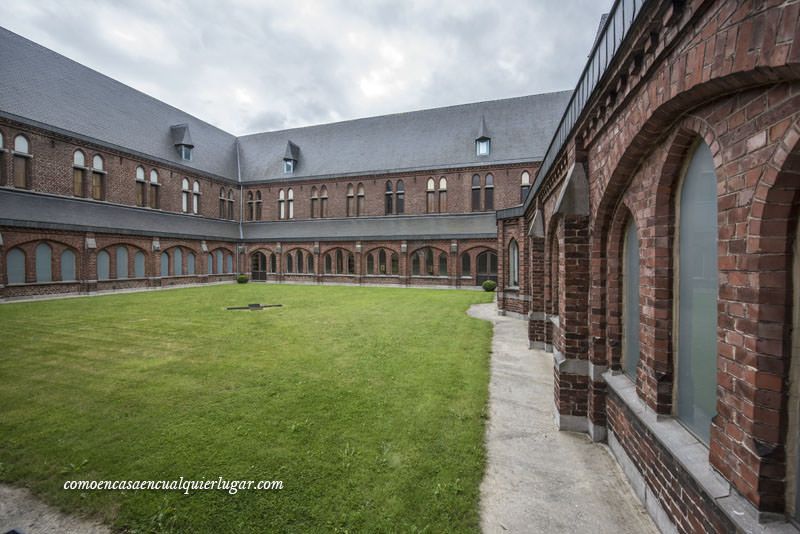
0, 284, 494, 532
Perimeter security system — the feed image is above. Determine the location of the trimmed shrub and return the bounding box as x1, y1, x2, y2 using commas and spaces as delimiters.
482, 280, 497, 292
237, 274, 249, 284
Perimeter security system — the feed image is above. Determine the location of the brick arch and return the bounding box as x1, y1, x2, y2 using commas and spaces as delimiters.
408, 245, 448, 257
732, 117, 800, 513
362, 244, 401, 257
605, 201, 637, 376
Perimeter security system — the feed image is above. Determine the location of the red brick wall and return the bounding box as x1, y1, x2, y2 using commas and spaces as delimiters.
244, 163, 538, 221
0, 119, 237, 219
508, 0, 800, 523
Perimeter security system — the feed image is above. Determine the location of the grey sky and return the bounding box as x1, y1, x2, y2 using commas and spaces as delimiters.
0, 0, 608, 136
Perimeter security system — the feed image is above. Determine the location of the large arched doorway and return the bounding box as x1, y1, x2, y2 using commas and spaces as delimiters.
251, 252, 267, 281
476, 251, 497, 286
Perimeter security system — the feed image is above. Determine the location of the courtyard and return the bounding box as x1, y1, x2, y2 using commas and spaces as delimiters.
0, 285, 494, 532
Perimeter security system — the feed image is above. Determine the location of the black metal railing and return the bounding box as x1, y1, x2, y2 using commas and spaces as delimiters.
525, 0, 651, 209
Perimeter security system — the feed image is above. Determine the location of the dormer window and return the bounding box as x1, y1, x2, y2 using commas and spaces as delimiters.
170, 124, 194, 162
475, 115, 491, 157
178, 145, 193, 161
476, 138, 491, 156
283, 140, 300, 174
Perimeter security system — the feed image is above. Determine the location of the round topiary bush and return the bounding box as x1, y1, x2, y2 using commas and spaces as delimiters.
237, 274, 249, 284
482, 280, 497, 292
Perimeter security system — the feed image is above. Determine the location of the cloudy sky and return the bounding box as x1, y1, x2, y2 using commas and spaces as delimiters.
1, 0, 607, 135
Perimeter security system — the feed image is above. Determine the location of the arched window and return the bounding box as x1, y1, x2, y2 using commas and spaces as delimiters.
622, 218, 640, 379
286, 252, 294, 273
161, 251, 170, 277
521, 171, 531, 202
207, 253, 213, 274
378, 249, 387, 274
325, 253, 332, 274
134, 251, 146, 278
270, 253, 277, 273
219, 188, 227, 218
6, 248, 25, 284
97, 250, 110, 280
91, 155, 105, 200
181, 179, 190, 213
310, 187, 318, 218
13, 135, 30, 189
336, 250, 344, 273
675, 140, 718, 444
412, 248, 435, 276
192, 181, 200, 214
461, 253, 471, 277
320, 186, 328, 218
149, 170, 160, 208
212, 250, 222, 274
476, 251, 498, 286
347, 253, 355, 274
174, 248, 183, 276
256, 191, 262, 220
438, 177, 447, 212
296, 250, 304, 273
35, 242, 52, 282
438, 252, 447, 276
396, 181, 405, 214
227, 189, 234, 220
226, 254, 233, 274
287, 188, 294, 219
278, 189, 286, 219
116, 246, 128, 279
391, 252, 399, 275
356, 183, 365, 216
508, 239, 519, 287
367, 253, 375, 274
346, 184, 354, 217
307, 253, 314, 274
14, 135, 29, 153
471, 174, 481, 211
73, 150, 86, 197
187, 252, 196, 275
385, 181, 394, 215
426, 178, 436, 213
484, 174, 494, 211
136, 166, 147, 207
251, 252, 267, 280
247, 191, 255, 221
61, 249, 76, 281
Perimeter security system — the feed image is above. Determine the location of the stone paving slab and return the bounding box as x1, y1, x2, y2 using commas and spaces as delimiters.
469, 303, 657, 534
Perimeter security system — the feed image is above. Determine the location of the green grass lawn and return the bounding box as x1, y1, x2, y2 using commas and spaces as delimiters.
0, 284, 494, 533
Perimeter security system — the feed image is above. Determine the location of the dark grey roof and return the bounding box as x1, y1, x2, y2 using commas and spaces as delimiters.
242, 213, 497, 242
0, 27, 238, 180
0, 188, 239, 240
237, 91, 571, 183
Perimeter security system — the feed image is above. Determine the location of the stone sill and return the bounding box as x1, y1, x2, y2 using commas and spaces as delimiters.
604, 371, 799, 533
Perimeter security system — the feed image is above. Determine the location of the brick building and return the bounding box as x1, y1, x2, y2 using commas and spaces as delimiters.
0, 26, 568, 299
4, 0, 800, 531
496, 0, 800, 532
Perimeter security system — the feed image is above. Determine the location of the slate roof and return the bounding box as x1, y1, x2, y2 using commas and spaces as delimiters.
237, 91, 572, 182
0, 27, 239, 180
0, 26, 571, 187
0, 189, 240, 240
242, 213, 497, 242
